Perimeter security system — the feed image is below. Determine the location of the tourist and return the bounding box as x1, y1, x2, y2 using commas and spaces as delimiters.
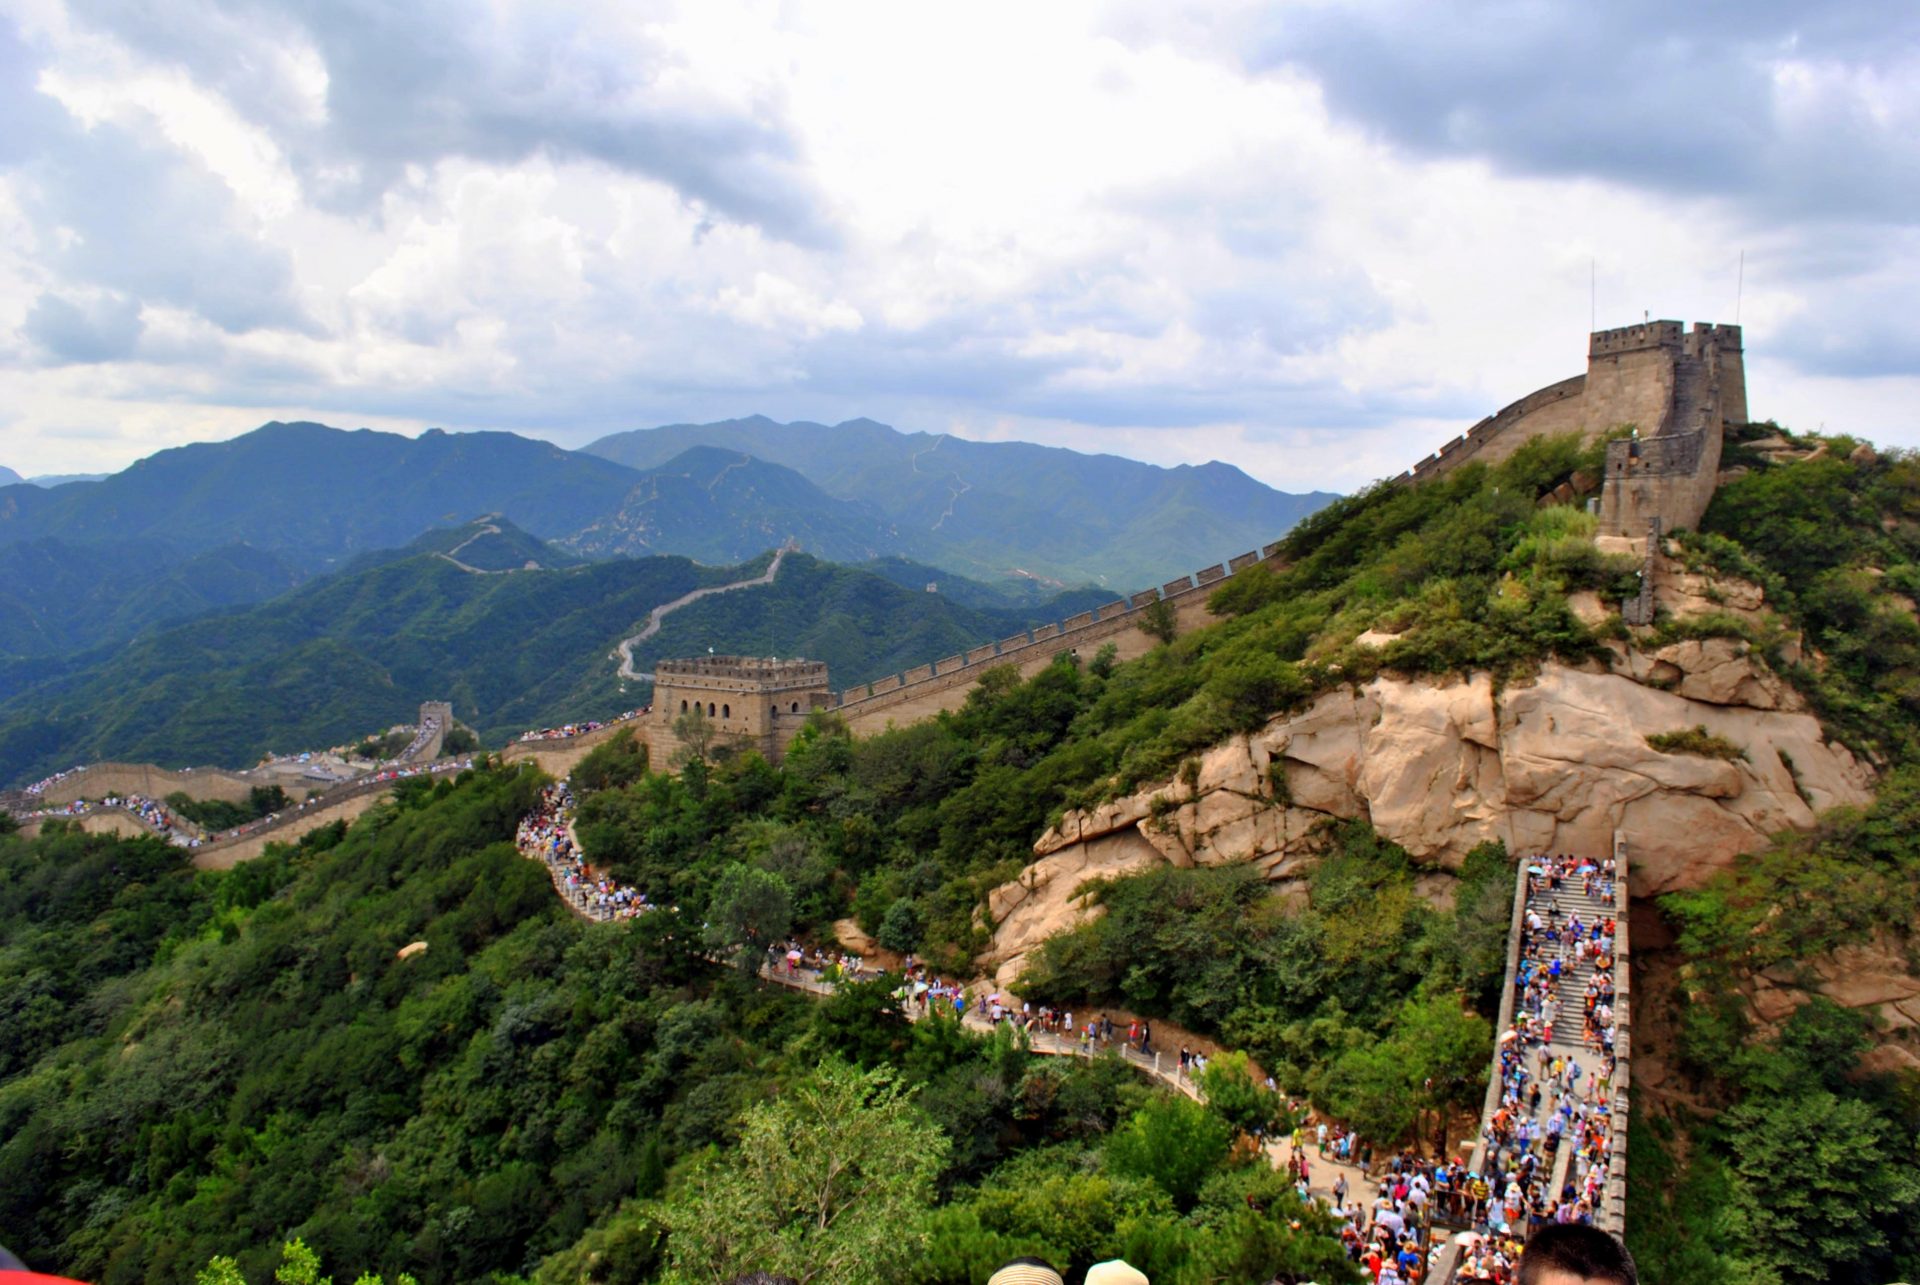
1514, 1224, 1635, 1285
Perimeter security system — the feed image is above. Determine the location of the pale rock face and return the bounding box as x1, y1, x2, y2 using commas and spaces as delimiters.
981, 642, 1875, 983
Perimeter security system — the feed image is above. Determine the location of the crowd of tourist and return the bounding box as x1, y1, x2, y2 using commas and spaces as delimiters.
1446, 853, 1623, 1279
18, 766, 85, 797
515, 782, 656, 920
17, 792, 201, 846
514, 708, 647, 743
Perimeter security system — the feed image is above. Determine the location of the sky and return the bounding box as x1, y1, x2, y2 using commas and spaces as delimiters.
0, 0, 1916, 492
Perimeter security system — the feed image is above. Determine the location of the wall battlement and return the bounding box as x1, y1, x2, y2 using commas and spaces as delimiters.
1589, 320, 1684, 357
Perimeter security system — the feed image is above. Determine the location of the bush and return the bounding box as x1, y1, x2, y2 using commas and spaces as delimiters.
1647, 725, 1748, 762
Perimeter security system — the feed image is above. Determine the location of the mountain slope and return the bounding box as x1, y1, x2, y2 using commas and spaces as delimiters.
583, 415, 1338, 587
567, 445, 915, 565
0, 422, 644, 570
0, 545, 1107, 783
0, 537, 305, 664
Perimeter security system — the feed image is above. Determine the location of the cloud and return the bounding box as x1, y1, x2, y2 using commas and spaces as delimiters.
4, 0, 1920, 491
18, 114, 313, 334
1234, 0, 1920, 223
62, 0, 837, 243
21, 289, 144, 363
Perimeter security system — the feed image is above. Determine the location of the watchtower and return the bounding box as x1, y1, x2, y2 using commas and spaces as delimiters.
649, 656, 833, 764
1595, 322, 1745, 536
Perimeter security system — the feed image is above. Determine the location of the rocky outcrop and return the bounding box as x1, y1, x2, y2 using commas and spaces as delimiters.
982, 638, 1874, 986
1742, 936, 1920, 1074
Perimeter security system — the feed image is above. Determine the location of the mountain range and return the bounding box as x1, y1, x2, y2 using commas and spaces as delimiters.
585, 415, 1337, 587
0, 418, 1333, 665
0, 518, 1113, 781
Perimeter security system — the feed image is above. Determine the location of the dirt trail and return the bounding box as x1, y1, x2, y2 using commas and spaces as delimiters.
615, 542, 796, 681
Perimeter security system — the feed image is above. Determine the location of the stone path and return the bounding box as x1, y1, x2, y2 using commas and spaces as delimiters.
614, 541, 796, 681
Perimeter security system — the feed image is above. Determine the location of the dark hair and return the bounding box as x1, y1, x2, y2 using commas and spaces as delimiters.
1516, 1225, 1637, 1285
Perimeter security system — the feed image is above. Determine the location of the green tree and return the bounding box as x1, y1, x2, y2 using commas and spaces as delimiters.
1135, 598, 1178, 646
572, 727, 650, 794
703, 863, 793, 962
1723, 1090, 1920, 1284
197, 1259, 247, 1285
654, 1060, 948, 1284
877, 897, 922, 953
671, 705, 717, 767
1104, 1093, 1234, 1210
1199, 1050, 1287, 1141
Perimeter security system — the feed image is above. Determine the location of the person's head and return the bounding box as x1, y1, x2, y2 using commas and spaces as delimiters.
1515, 1224, 1636, 1285
986, 1258, 1064, 1285
1084, 1262, 1150, 1285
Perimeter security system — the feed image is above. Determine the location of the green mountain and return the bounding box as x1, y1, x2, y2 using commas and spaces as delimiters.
567, 445, 911, 565
340, 515, 585, 575
0, 537, 305, 662
584, 415, 1338, 588
0, 542, 1107, 783
0, 422, 644, 571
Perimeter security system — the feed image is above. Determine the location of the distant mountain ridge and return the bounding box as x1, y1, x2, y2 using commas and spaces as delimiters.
0, 536, 1110, 784
0, 419, 1338, 669
585, 415, 1338, 588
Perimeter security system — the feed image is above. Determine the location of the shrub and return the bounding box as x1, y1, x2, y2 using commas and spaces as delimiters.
1646, 725, 1749, 762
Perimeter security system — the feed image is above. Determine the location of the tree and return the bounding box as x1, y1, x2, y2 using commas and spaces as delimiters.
1104, 1093, 1234, 1210
1135, 598, 1178, 646
703, 863, 793, 963
654, 1060, 948, 1284
671, 705, 717, 768
877, 897, 922, 953
1724, 1090, 1920, 1285
572, 727, 650, 794
1199, 1050, 1287, 1141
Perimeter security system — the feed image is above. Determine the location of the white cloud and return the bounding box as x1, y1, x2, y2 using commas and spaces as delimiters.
0, 0, 1917, 492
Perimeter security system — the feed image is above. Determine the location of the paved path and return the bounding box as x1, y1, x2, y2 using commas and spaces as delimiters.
615, 541, 796, 681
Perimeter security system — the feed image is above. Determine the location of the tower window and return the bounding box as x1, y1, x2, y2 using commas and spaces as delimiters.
791, 701, 799, 713
722, 704, 731, 719
680, 700, 688, 713
708, 702, 716, 717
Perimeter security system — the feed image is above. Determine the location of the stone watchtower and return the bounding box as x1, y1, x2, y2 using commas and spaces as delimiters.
649, 656, 833, 764
1595, 322, 1746, 537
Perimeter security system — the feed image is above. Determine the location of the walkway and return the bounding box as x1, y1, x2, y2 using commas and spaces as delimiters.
1433, 848, 1631, 1281
615, 541, 796, 682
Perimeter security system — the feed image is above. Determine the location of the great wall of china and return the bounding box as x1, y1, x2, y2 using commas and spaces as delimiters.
4, 321, 1710, 1256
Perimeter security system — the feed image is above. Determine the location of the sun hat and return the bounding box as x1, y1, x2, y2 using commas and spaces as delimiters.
986, 1262, 1064, 1285
1084, 1262, 1151, 1285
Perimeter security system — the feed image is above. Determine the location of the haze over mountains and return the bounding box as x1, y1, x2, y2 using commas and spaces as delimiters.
587, 416, 1335, 587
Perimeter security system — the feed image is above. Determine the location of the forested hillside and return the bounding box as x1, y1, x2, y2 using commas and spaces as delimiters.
0, 546, 1105, 785
0, 765, 1360, 1285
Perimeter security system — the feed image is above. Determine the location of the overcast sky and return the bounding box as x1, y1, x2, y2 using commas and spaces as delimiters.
1, 0, 1915, 491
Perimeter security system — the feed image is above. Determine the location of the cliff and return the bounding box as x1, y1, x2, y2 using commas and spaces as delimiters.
982, 568, 1874, 987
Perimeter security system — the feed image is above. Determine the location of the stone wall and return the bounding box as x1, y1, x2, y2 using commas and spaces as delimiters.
837, 552, 1253, 736
34, 762, 262, 807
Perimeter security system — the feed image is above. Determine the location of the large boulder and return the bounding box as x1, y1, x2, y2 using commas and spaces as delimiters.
984, 644, 1874, 983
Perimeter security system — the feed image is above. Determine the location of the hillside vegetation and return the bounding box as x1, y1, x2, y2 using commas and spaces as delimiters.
0, 544, 1108, 785
0, 767, 1363, 1285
